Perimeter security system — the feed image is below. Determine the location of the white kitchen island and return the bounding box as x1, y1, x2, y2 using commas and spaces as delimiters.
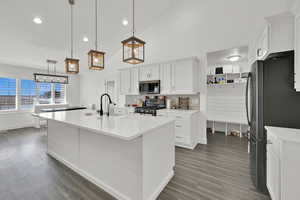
38, 110, 175, 200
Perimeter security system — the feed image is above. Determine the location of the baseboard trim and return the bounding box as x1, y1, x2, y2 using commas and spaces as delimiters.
175, 142, 197, 150
147, 170, 174, 200
47, 150, 130, 200
198, 137, 207, 145
0, 124, 36, 132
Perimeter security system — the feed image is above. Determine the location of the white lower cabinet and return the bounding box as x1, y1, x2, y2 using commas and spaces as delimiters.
295, 15, 300, 91
158, 110, 199, 149
267, 148, 280, 200
266, 126, 300, 200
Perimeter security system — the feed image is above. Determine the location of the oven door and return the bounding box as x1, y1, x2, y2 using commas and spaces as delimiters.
139, 81, 160, 94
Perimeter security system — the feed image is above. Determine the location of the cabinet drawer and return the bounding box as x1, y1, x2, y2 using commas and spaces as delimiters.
175, 135, 186, 144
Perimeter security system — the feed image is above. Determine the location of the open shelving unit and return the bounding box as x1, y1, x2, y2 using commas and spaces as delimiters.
207, 72, 249, 86
207, 72, 249, 137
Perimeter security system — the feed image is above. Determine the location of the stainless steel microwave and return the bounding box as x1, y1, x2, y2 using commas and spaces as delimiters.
139, 80, 160, 94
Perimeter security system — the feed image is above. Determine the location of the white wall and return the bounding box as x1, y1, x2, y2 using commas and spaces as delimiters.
80, 0, 290, 104
79, 0, 292, 144
0, 63, 80, 131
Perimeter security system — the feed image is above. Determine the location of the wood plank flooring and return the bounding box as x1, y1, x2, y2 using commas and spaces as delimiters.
0, 128, 270, 200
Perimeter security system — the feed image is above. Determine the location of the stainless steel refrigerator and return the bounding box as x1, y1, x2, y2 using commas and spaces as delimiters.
246, 50, 300, 194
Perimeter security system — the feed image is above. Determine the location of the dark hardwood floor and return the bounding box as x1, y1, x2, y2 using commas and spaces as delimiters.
0, 128, 270, 200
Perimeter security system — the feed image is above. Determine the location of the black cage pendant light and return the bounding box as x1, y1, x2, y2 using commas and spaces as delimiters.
88, 0, 105, 70
122, 0, 145, 65
65, 0, 80, 74
34, 60, 69, 84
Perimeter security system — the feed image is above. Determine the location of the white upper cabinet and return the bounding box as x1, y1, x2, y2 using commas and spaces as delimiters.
119, 57, 199, 95
119, 67, 139, 95
160, 63, 172, 94
256, 25, 270, 60
249, 12, 294, 66
119, 69, 131, 95
130, 67, 139, 95
139, 65, 160, 81
295, 15, 300, 91
159, 58, 199, 95
171, 59, 198, 94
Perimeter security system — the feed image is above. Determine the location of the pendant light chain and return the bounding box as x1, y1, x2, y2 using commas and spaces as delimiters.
95, 0, 98, 50
71, 3, 74, 58
133, 0, 135, 36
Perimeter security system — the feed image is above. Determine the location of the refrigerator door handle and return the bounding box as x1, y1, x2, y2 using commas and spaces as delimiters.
246, 73, 251, 126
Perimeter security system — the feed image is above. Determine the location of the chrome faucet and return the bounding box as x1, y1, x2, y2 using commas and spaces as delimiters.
99, 93, 115, 116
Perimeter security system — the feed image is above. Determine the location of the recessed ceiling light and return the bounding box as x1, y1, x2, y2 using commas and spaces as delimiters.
33, 17, 42, 24
227, 55, 241, 62
122, 19, 129, 26
83, 36, 89, 42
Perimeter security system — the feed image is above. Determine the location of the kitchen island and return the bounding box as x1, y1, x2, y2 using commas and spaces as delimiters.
38, 110, 175, 200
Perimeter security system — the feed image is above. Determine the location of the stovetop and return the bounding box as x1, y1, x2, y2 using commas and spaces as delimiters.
134, 106, 165, 116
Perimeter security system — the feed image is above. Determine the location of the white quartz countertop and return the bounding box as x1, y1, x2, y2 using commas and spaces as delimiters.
158, 109, 200, 114
265, 126, 300, 143
37, 110, 175, 141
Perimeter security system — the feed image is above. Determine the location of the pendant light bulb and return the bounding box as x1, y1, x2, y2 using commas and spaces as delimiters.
65, 0, 80, 74
88, 0, 106, 70
121, 0, 145, 65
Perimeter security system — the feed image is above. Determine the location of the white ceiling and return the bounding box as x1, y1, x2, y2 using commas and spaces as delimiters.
0, 0, 174, 69
207, 46, 249, 66
0, 0, 297, 71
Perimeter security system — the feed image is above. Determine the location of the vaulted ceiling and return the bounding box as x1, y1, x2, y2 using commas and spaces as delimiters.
0, 0, 297, 71
0, 0, 174, 69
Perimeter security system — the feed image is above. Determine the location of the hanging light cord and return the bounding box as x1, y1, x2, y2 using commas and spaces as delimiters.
95, 0, 98, 50
71, 2, 74, 58
133, 0, 135, 36
47, 62, 50, 74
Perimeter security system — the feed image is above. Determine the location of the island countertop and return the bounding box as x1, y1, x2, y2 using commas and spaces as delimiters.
37, 109, 175, 141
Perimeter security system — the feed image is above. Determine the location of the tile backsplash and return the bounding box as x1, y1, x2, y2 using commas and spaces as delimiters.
125, 95, 200, 110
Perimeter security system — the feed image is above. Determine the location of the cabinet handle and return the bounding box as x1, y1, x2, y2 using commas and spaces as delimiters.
267, 140, 272, 145
257, 48, 262, 57
176, 136, 183, 139
175, 125, 182, 128
175, 116, 182, 119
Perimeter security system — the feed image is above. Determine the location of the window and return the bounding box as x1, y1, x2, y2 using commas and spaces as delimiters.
20, 80, 36, 110
0, 77, 17, 110
0, 77, 67, 112
38, 83, 52, 104
54, 83, 66, 104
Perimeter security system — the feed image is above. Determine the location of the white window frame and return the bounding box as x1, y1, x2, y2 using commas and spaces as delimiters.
0, 77, 68, 113
36, 82, 67, 105
0, 77, 18, 112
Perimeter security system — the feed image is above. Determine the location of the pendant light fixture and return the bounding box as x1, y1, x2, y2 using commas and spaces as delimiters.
34, 60, 69, 84
122, 0, 145, 65
65, 0, 80, 74
88, 0, 105, 70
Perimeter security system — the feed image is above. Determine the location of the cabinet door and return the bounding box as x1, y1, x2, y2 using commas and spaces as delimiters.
172, 60, 195, 94
139, 65, 160, 81
130, 68, 139, 94
139, 66, 150, 81
295, 15, 300, 91
120, 70, 131, 95
148, 65, 160, 80
160, 63, 172, 94
267, 149, 280, 200
168, 113, 191, 145
257, 26, 269, 60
